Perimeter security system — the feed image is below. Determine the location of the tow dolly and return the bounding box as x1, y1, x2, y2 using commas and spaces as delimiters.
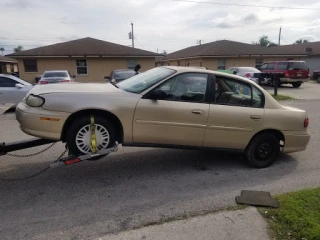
0, 115, 119, 180
0, 138, 119, 168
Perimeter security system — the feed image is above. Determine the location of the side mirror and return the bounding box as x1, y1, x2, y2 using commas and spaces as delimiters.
104, 76, 110, 80
233, 71, 237, 75
15, 83, 24, 88
72, 75, 76, 78
149, 89, 167, 100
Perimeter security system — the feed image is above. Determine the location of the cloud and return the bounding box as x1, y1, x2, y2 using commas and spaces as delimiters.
216, 22, 234, 29
4, 0, 32, 9
242, 13, 259, 24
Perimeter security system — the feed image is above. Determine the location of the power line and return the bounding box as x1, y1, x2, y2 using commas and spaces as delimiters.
173, 0, 320, 10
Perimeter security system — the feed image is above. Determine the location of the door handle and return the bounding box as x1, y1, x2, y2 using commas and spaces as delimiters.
250, 115, 261, 120
191, 109, 205, 115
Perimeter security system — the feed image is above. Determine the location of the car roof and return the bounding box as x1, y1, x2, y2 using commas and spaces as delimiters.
114, 69, 135, 72
43, 70, 69, 72
163, 66, 254, 83
263, 60, 306, 63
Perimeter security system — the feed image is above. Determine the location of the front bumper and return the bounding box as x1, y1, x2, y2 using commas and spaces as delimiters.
283, 132, 310, 153
16, 102, 70, 141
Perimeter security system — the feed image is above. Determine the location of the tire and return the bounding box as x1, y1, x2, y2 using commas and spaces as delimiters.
317, 76, 320, 83
66, 115, 116, 157
245, 133, 280, 168
292, 82, 302, 88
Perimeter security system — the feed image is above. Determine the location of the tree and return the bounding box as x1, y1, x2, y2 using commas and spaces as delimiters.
0, 47, 4, 55
295, 39, 309, 44
162, 50, 167, 56
14, 45, 23, 53
252, 35, 277, 47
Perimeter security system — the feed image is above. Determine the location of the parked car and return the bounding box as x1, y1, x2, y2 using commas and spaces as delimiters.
0, 74, 33, 104
38, 70, 75, 85
16, 66, 310, 168
259, 61, 310, 88
312, 70, 320, 83
227, 67, 261, 84
105, 69, 136, 84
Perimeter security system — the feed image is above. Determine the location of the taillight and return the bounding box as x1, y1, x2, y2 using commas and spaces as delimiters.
39, 81, 48, 84
284, 71, 290, 78
244, 73, 250, 78
304, 118, 309, 128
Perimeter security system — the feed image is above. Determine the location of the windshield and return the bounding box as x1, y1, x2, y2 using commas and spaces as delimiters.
116, 67, 176, 93
114, 70, 135, 80
42, 72, 68, 78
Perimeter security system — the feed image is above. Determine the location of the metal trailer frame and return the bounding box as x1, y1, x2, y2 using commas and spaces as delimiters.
0, 138, 119, 168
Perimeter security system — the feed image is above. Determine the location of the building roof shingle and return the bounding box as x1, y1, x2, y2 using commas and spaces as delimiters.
162, 40, 320, 61
0, 56, 18, 63
6, 37, 160, 57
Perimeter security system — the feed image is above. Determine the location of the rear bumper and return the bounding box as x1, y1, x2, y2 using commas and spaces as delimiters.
280, 78, 309, 83
283, 132, 310, 153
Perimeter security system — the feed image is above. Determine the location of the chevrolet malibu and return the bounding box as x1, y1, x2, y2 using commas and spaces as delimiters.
16, 66, 310, 168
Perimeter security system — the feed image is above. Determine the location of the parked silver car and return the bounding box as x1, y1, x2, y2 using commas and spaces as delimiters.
39, 70, 75, 85
228, 67, 261, 84
105, 69, 136, 84
0, 74, 33, 104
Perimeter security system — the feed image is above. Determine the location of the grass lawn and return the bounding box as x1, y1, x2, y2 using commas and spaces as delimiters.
271, 94, 295, 101
259, 187, 320, 240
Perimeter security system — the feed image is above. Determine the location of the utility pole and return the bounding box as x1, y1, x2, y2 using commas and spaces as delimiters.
197, 40, 203, 45
131, 22, 134, 48
278, 26, 282, 46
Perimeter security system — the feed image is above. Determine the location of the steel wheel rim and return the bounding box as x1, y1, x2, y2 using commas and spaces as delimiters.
254, 140, 274, 162
75, 124, 110, 154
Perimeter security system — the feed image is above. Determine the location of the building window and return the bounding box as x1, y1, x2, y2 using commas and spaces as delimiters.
76, 59, 88, 75
24, 59, 38, 72
255, 58, 263, 69
217, 59, 226, 70
127, 59, 137, 69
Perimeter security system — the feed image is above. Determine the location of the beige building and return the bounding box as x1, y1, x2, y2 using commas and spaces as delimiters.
7, 37, 160, 83
156, 40, 314, 70
0, 56, 18, 74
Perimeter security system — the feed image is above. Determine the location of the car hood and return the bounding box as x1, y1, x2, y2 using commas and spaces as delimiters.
28, 82, 124, 96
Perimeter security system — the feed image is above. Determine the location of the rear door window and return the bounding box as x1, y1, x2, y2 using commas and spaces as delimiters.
276, 62, 288, 70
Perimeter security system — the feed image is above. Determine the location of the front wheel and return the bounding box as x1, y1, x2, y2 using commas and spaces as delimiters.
317, 76, 320, 83
245, 133, 280, 168
292, 82, 302, 88
66, 115, 116, 156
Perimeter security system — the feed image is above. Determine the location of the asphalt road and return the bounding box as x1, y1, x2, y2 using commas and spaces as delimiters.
0, 99, 319, 240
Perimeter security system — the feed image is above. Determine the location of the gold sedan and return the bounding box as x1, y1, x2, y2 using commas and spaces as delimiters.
16, 66, 310, 168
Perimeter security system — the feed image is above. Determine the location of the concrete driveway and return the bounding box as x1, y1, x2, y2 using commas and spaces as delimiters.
0, 100, 319, 240
263, 81, 320, 100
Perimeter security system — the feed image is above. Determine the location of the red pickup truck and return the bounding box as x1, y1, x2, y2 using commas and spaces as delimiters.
259, 61, 310, 88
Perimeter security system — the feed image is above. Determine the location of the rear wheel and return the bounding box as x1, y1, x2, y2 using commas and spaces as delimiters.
66, 115, 116, 157
292, 82, 302, 88
245, 133, 280, 168
317, 76, 320, 83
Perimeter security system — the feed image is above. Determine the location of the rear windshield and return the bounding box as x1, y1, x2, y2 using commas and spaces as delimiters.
114, 70, 135, 80
42, 72, 68, 78
277, 62, 308, 71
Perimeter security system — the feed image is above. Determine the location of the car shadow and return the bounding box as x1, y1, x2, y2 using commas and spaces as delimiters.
0, 148, 298, 240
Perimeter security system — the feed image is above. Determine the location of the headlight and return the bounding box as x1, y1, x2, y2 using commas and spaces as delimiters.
26, 94, 45, 107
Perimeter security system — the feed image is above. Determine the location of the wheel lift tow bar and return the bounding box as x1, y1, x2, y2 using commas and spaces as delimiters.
0, 138, 119, 168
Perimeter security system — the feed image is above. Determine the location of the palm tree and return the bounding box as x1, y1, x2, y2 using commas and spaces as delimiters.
0, 47, 4, 55
14, 45, 23, 53
295, 39, 309, 44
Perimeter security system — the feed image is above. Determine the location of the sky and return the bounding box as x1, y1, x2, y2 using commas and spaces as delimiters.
0, 0, 320, 54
